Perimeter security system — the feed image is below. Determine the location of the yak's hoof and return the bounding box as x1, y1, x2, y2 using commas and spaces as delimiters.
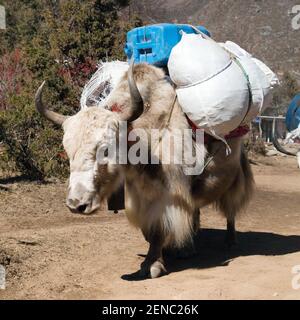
150, 261, 167, 279
139, 260, 167, 279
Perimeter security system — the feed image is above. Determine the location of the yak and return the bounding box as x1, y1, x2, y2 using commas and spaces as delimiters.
35, 61, 254, 279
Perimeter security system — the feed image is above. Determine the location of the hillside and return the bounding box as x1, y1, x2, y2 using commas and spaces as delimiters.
129, 0, 300, 80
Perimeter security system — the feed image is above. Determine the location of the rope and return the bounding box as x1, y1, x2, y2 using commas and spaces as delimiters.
165, 94, 178, 129
226, 53, 253, 127
134, 93, 178, 174
176, 60, 233, 89
149, 94, 177, 157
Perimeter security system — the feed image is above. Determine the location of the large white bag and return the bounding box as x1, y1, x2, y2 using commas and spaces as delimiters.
168, 32, 279, 140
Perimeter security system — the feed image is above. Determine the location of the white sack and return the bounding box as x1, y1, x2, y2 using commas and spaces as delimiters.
168, 32, 279, 138
80, 61, 129, 109
220, 41, 278, 123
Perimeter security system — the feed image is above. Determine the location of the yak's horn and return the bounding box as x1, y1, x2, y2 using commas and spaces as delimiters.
272, 118, 297, 156
35, 81, 68, 126
127, 59, 144, 122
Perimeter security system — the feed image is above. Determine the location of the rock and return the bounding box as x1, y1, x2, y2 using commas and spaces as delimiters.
266, 150, 278, 157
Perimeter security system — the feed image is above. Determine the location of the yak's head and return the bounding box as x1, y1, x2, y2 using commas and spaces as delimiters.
35, 61, 155, 214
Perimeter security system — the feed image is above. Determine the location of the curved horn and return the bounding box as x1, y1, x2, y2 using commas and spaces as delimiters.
35, 81, 68, 126
272, 118, 297, 156
127, 59, 144, 122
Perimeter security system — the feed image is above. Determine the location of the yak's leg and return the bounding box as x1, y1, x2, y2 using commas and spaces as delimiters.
140, 227, 167, 279
171, 208, 199, 259
141, 229, 149, 243
225, 216, 237, 247
223, 147, 254, 247
193, 208, 200, 233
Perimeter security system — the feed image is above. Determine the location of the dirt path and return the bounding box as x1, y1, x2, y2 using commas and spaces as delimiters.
0, 156, 300, 300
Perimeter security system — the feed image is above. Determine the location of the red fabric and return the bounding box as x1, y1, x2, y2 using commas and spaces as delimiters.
185, 115, 249, 143
225, 125, 250, 139
111, 103, 122, 113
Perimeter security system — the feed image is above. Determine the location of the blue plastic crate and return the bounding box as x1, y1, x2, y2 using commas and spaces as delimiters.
124, 23, 211, 67
286, 94, 300, 132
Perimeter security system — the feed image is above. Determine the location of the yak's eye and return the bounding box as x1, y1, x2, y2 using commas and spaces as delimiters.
98, 145, 109, 157
103, 148, 109, 157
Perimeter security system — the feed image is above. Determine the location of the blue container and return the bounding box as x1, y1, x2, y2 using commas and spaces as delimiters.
286, 94, 300, 132
124, 23, 211, 67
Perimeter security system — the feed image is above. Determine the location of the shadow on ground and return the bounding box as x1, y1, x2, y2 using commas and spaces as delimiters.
122, 228, 300, 280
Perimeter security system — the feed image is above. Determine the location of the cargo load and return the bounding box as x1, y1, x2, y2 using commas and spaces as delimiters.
80, 61, 129, 109
124, 23, 210, 66
168, 32, 279, 143
81, 24, 211, 108
81, 25, 279, 152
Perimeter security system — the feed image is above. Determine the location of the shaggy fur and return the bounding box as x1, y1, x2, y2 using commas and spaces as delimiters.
50, 63, 254, 278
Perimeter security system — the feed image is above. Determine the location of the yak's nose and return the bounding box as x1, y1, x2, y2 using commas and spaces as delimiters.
66, 199, 88, 214
76, 204, 88, 213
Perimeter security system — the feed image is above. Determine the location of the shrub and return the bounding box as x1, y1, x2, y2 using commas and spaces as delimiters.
0, 0, 141, 179
244, 131, 266, 156
0, 86, 68, 179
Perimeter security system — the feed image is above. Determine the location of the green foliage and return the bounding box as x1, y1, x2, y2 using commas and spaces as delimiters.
0, 101, 68, 180
0, 0, 141, 179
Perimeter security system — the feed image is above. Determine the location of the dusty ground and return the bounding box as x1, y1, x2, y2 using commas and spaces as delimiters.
0, 155, 300, 300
